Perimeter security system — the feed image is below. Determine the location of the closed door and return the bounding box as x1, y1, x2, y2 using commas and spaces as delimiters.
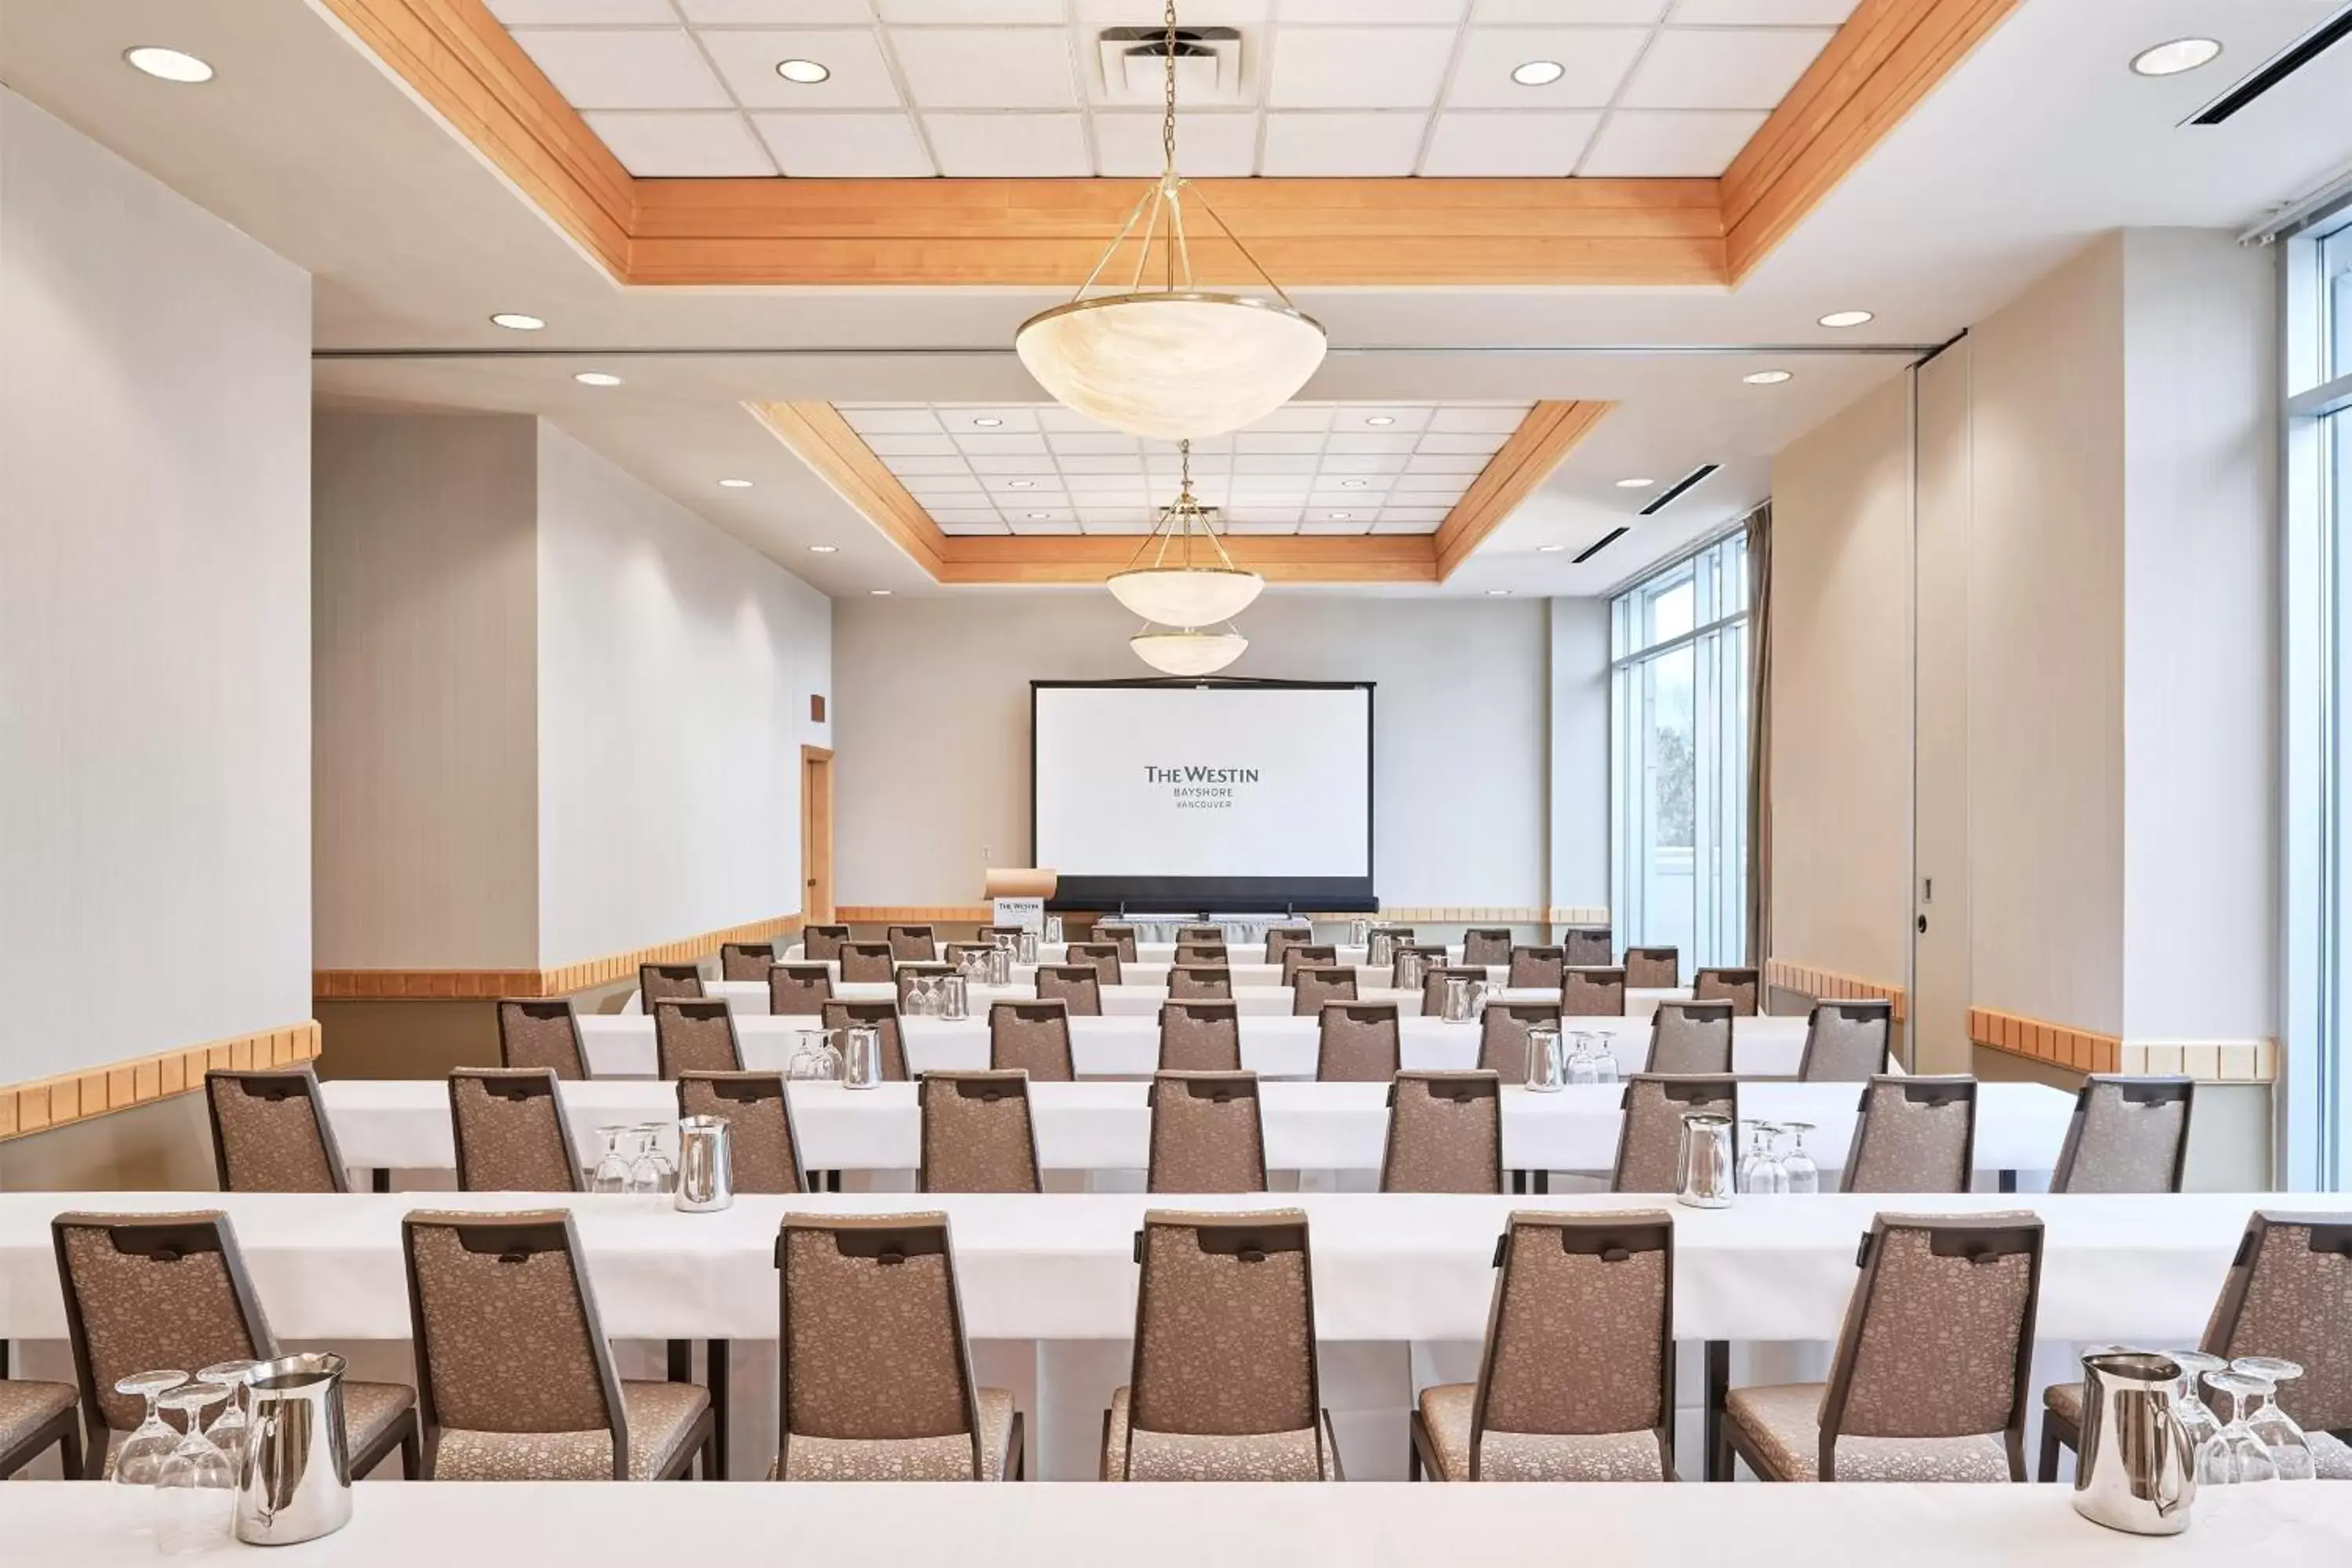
801, 746, 834, 923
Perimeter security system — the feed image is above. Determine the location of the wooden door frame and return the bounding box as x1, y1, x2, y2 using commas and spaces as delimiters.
800, 745, 835, 924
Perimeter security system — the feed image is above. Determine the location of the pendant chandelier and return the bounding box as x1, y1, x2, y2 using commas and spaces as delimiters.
1014, 1, 1327, 441
1131, 624, 1248, 676
1116, 440, 1258, 676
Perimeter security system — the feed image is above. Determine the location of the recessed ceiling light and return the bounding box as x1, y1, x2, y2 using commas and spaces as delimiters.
971, 416, 1003, 427
1537, 544, 1566, 554
869, 588, 892, 596
490, 313, 546, 332
1511, 60, 1566, 87
124, 46, 214, 83
1328, 511, 1352, 520
717, 478, 753, 489
1363, 416, 1396, 426
1338, 479, 1369, 488
776, 58, 831, 84
573, 371, 622, 387
1615, 477, 1656, 489
1025, 512, 1049, 520
1486, 589, 1512, 597
808, 545, 838, 554
1007, 479, 1034, 488
1817, 310, 1874, 328
1743, 369, 1793, 386
2130, 38, 2222, 77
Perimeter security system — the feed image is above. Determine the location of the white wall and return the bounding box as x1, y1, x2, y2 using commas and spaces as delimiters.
1548, 596, 1610, 910
830, 592, 1552, 909
535, 424, 832, 967
0, 89, 313, 1080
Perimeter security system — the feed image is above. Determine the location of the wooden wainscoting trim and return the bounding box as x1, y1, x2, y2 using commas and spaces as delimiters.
2114, 1040, 2278, 1084
1965, 1007, 2119, 1076
1766, 959, 1909, 1022
833, 906, 1608, 926
1432, 402, 1614, 580
314, 913, 804, 1000
1, 1021, 321, 1142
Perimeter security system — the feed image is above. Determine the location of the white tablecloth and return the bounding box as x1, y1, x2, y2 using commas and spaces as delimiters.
646, 978, 1691, 1020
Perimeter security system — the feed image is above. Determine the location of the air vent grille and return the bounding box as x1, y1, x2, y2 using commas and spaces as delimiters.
1638, 463, 1719, 517
2190, 5, 2352, 125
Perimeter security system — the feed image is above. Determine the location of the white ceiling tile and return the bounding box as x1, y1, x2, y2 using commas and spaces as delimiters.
1240, 405, 1338, 433
894, 30, 1079, 110
1420, 111, 1599, 176
1619, 27, 1833, 111
1279, 0, 1465, 20
942, 405, 1043, 430
1415, 431, 1509, 456
1668, 0, 1858, 23
1312, 452, 1410, 474
1578, 109, 1765, 175
1265, 28, 1454, 109
1325, 433, 1422, 455
1472, 0, 1664, 17
701, 29, 903, 108
583, 111, 777, 176
882, 456, 972, 476
1036, 406, 1122, 432
1377, 506, 1454, 524
1094, 112, 1260, 176
840, 407, 943, 434
1443, 28, 1647, 109
1057, 455, 1146, 474
1235, 434, 1328, 456
906, 478, 984, 497
863, 434, 959, 456
883, 0, 1062, 18
968, 455, 1058, 474
924, 114, 1091, 175
508, 30, 731, 110
679, 0, 873, 20
488, 0, 675, 23
1308, 492, 1375, 512
1226, 521, 1303, 535
1300, 517, 1374, 535
1232, 453, 1322, 474
1047, 433, 1143, 456
754, 113, 933, 176
1394, 472, 1475, 492
1021, 518, 1088, 534
1230, 473, 1314, 492
1406, 452, 1492, 474
950, 431, 1050, 456
1261, 113, 1428, 176
1336, 404, 1433, 430
1427, 405, 1530, 433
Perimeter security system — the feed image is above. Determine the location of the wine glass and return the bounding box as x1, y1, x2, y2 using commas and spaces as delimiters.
2170, 1351, 2228, 1453
153, 1382, 235, 1555
1780, 1121, 1820, 1193
114, 1370, 190, 1497
195, 1359, 260, 1481
590, 1126, 632, 1194
1587, 1033, 1621, 1086
1565, 1033, 1600, 1086
2233, 1357, 2317, 1481
626, 1123, 675, 1194
2197, 1370, 2280, 1486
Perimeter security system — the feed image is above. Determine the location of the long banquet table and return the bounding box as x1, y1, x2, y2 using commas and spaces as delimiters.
640, 980, 1690, 1019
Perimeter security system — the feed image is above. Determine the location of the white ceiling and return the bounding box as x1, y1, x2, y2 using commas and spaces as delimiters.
842, 399, 1532, 533
488, 0, 1853, 178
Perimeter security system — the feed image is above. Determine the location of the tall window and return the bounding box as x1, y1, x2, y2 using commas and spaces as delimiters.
1611, 530, 1751, 969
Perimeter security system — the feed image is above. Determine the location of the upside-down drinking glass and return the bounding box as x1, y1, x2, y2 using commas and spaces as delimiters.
1565, 1033, 1601, 1087
1779, 1121, 1820, 1193
2233, 1357, 2317, 1481
1586, 1033, 1621, 1087
2170, 1351, 2228, 1453
114, 1370, 191, 1501
590, 1126, 632, 1194
2197, 1370, 2280, 1486
153, 1382, 235, 1555
195, 1359, 260, 1482
1739, 1123, 1788, 1195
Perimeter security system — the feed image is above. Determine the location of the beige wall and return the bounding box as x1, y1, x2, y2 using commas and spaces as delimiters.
1548, 597, 1611, 911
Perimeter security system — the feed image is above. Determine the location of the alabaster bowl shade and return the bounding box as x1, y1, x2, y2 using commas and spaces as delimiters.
1015, 293, 1328, 442
1106, 564, 1264, 627
1131, 628, 1247, 675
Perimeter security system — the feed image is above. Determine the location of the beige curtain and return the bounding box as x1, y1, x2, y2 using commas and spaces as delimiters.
1744, 503, 1773, 967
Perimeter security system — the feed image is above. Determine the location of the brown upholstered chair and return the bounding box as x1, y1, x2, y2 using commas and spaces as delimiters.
1507, 946, 1564, 987
720, 942, 778, 982
1066, 942, 1124, 985
1693, 967, 1762, 1015
1461, 927, 1513, 967
2049, 1076, 2195, 1194
1102, 1210, 1339, 1481
1091, 924, 1141, 962
401, 1210, 713, 1480
1562, 928, 1613, 967
204, 1068, 350, 1193
1478, 1000, 1561, 1085
1263, 927, 1315, 965
53, 1210, 417, 1479
1646, 1000, 1734, 1075
1316, 1002, 1401, 1082
801, 925, 851, 962
768, 963, 834, 1017
1172, 942, 1229, 967
988, 1000, 1075, 1082
1034, 964, 1103, 1017
1798, 1000, 1893, 1080
1291, 966, 1358, 1016
774, 1214, 1022, 1480
1146, 1072, 1265, 1192
1611, 1076, 1736, 1194
1722, 1212, 2042, 1483
1157, 1002, 1243, 1073
498, 998, 589, 1080
1279, 945, 1338, 983
655, 997, 744, 1078
978, 925, 1026, 945
1370, 924, 1417, 949
1623, 946, 1679, 989
1411, 1211, 1675, 1482
1381, 1072, 1503, 1194
887, 925, 939, 962
895, 962, 955, 1010
819, 1000, 909, 1081
448, 1068, 583, 1192
0, 1377, 79, 1481
1168, 964, 1233, 1000
1563, 967, 1627, 1018
1391, 943, 1448, 989
1175, 924, 1225, 946
837, 942, 895, 983
1420, 965, 1486, 1014
920, 1072, 1044, 1194
1842, 1076, 1978, 1194
676, 1073, 804, 1194
638, 962, 703, 1012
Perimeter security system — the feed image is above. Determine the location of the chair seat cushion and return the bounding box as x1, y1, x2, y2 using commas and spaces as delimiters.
775, 1387, 1018, 1481
0, 1381, 77, 1454
1726, 1384, 2011, 1483
2043, 1382, 2083, 1432
343, 1381, 416, 1459
1102, 1385, 1338, 1481
431, 1379, 708, 1481
1416, 1384, 1664, 1482
2313, 1431, 2352, 1481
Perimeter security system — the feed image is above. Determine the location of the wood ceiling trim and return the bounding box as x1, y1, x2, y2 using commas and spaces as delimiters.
937, 533, 1439, 586
1431, 401, 1613, 581
750, 401, 951, 579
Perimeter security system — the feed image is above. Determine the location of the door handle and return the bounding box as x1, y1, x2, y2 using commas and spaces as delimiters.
1916, 915, 1928, 934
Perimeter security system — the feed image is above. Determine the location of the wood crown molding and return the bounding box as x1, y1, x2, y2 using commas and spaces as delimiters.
319, 0, 2010, 289
1764, 958, 1909, 1022
314, 913, 804, 1000
2, 1022, 321, 1142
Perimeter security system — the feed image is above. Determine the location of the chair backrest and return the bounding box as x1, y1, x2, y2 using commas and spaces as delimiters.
837, 942, 896, 982
676, 1073, 804, 1194
1562, 967, 1627, 1017
1168, 964, 1233, 1000
1371, 925, 1416, 947
1034, 964, 1103, 1017
1646, 1000, 1734, 1075
1419, 965, 1486, 1013
448, 1068, 583, 1191
638, 962, 703, 1011
654, 996, 743, 1078
1817, 1212, 2042, 1480
1291, 966, 1358, 1015
1172, 942, 1229, 967
1316, 1002, 1399, 1081
1091, 924, 1140, 961
1610, 1075, 1736, 1193
895, 962, 955, 1010
1065, 942, 1124, 985
720, 942, 777, 982
1478, 1000, 1562, 1083
1461, 927, 1513, 967
1507, 946, 1564, 987
1692, 967, 1761, 1016
1158, 1002, 1243, 1073
1146, 1073, 1266, 1192
1391, 943, 1448, 989
768, 962, 835, 1016
1381, 1072, 1503, 1193
2201, 1210, 2352, 1436
52, 1210, 271, 1437
988, 1000, 1075, 1081
498, 998, 588, 1080
204, 1069, 348, 1192
1562, 928, 1613, 967
1175, 924, 1225, 945
1279, 945, 1338, 983
776, 1214, 985, 1480
1798, 1000, 1893, 1080
1622, 946, 1679, 989
401, 1209, 628, 1478
802, 925, 852, 961
818, 1000, 908, 1080
942, 942, 994, 964
920, 1071, 1044, 1193
886, 924, 938, 962
1263, 927, 1314, 964
1841, 1076, 1977, 1194
1123, 1209, 1322, 1477
2049, 1076, 2195, 1194
1470, 1211, 1675, 1479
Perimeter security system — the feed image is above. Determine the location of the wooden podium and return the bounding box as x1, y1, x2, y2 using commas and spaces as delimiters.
983, 868, 1057, 931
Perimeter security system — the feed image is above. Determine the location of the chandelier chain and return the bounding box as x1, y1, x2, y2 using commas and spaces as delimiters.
1162, 0, 1178, 178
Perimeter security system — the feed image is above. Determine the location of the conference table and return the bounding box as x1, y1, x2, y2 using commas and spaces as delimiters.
637, 981, 1693, 1019
783, 942, 1563, 971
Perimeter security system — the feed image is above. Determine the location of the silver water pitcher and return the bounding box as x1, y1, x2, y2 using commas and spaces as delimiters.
1017, 929, 1040, 964
987, 940, 1014, 985
235, 1352, 352, 1546
843, 1024, 884, 1089
673, 1115, 734, 1212
1368, 930, 1395, 968
1396, 949, 1425, 993
2073, 1352, 2198, 1536
1441, 975, 1472, 1023
1524, 1024, 1565, 1091
1675, 1112, 1736, 1208
1349, 916, 1371, 948
1043, 914, 1064, 944
941, 972, 969, 1020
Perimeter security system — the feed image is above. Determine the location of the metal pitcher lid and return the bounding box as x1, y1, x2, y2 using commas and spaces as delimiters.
247, 1351, 345, 1392
2084, 1350, 2182, 1385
